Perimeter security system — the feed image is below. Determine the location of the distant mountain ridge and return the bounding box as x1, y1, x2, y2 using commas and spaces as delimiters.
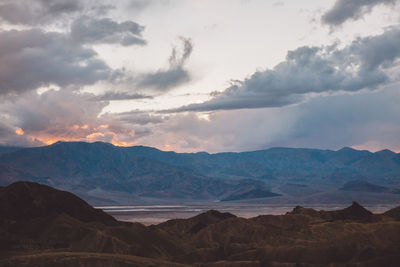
0, 141, 400, 204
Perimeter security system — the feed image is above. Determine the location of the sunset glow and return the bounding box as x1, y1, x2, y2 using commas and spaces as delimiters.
0, 0, 399, 153
2, 1, 400, 265
15, 128, 24, 136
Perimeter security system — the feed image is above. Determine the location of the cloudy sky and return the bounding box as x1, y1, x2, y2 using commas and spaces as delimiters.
0, 0, 400, 152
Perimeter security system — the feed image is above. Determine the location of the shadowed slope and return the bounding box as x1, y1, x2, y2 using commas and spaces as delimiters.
0, 181, 117, 225
0, 252, 191, 267
384, 206, 400, 221
159, 210, 236, 236
0, 182, 183, 261
2, 182, 400, 266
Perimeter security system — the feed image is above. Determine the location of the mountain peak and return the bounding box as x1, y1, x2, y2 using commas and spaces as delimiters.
338, 147, 357, 152
201, 209, 236, 219
350, 201, 363, 209
287, 206, 319, 216
340, 201, 373, 220
49, 141, 114, 147
191, 210, 236, 223
375, 149, 396, 156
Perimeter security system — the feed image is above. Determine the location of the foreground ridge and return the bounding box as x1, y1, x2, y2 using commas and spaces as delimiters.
1, 181, 400, 267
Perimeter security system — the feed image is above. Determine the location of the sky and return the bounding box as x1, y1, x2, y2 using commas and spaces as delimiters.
0, 0, 400, 152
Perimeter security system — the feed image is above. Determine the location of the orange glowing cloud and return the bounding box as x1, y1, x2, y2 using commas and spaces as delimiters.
15, 128, 24, 135
109, 132, 136, 147
111, 141, 134, 147
85, 132, 105, 140
38, 137, 81, 145
72, 124, 91, 130
27, 126, 138, 147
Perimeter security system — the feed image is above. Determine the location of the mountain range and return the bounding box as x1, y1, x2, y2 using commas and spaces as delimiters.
2, 181, 400, 266
1, 141, 400, 204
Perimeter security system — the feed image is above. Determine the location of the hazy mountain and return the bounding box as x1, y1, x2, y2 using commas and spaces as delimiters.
340, 180, 392, 193
0, 142, 276, 203
221, 188, 281, 201
0, 145, 22, 156
0, 141, 400, 204
2, 182, 400, 266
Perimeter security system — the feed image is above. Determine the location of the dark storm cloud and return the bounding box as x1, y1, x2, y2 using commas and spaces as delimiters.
132, 83, 400, 153
0, 4, 149, 96
136, 37, 193, 91
0, 0, 196, 97
0, 0, 82, 25
90, 91, 153, 101
0, 29, 112, 95
268, 84, 400, 150
347, 27, 400, 71
322, 0, 397, 26
70, 16, 146, 46
167, 27, 400, 113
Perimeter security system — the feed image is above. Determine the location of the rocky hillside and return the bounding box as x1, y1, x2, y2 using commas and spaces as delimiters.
1, 182, 400, 266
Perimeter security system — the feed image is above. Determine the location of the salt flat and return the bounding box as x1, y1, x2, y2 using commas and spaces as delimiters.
100, 203, 398, 225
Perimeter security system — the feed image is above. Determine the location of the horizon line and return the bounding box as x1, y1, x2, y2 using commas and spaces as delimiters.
1, 140, 398, 155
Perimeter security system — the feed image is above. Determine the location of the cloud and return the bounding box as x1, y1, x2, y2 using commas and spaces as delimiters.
102, 110, 165, 125
70, 16, 146, 46
135, 111, 284, 152
136, 37, 193, 91
167, 27, 400, 112
128, 0, 171, 11
347, 27, 400, 71
127, 82, 400, 153
322, 0, 397, 26
0, 0, 193, 98
0, 120, 17, 142
272, 1, 284, 7
267, 83, 400, 151
0, 28, 114, 95
0, 0, 82, 25
0, 10, 148, 96
2, 84, 400, 153
90, 91, 153, 101
0, 119, 43, 147
0, 90, 106, 146
0, 90, 163, 147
